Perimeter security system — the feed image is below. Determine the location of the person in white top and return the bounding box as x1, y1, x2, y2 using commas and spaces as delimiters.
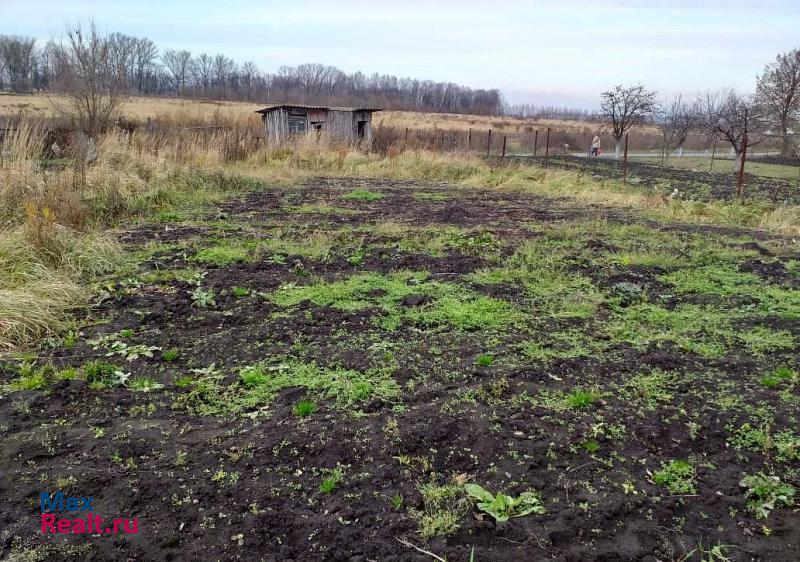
591, 135, 601, 157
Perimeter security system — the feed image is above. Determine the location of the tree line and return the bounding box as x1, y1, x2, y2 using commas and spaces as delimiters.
0, 29, 503, 115
600, 49, 800, 158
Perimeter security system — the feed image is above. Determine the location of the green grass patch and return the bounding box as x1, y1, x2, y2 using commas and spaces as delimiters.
175, 359, 401, 416
192, 242, 254, 266
341, 189, 384, 202
270, 271, 522, 331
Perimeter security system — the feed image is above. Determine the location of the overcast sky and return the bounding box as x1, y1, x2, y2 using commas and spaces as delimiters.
3, 0, 799, 108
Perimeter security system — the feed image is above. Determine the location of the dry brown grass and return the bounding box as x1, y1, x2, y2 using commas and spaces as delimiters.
0, 92, 660, 137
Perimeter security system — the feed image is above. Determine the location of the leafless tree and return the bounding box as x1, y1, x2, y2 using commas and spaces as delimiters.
658, 95, 700, 159
53, 22, 129, 136
240, 61, 258, 99
0, 35, 37, 92
193, 53, 213, 91
162, 49, 192, 95
756, 49, 800, 156
213, 54, 234, 99
601, 84, 658, 158
699, 89, 766, 160
132, 38, 158, 93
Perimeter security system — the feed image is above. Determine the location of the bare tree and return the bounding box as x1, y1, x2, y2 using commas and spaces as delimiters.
601, 84, 658, 158
659, 95, 700, 160
240, 61, 258, 99
756, 49, 800, 156
53, 22, 129, 136
132, 38, 158, 93
213, 54, 234, 99
700, 89, 766, 160
162, 49, 192, 95
193, 53, 213, 92
0, 35, 37, 92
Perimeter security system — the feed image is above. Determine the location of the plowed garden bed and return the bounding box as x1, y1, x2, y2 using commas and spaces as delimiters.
1, 177, 799, 561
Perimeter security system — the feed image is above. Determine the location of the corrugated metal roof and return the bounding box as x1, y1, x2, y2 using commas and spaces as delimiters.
255, 104, 382, 114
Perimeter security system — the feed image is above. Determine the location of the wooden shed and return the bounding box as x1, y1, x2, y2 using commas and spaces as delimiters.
255, 104, 381, 147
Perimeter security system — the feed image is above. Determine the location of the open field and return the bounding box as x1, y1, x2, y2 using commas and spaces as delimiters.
0, 119, 799, 561
0, 92, 607, 134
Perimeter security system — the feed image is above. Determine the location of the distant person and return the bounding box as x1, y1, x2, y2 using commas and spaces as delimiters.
591, 135, 601, 157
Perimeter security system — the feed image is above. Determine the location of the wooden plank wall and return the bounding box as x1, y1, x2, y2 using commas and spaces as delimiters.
264, 108, 375, 148
264, 109, 288, 144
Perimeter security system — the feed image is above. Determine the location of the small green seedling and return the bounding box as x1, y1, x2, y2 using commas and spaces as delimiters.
293, 400, 318, 417
129, 377, 165, 392
465, 483, 545, 522
232, 286, 250, 298
582, 439, 600, 454
389, 492, 404, 509
652, 459, 696, 494
174, 375, 193, 388
565, 388, 601, 409
761, 366, 796, 389
319, 467, 344, 494
191, 286, 216, 308
162, 348, 179, 362
740, 472, 795, 519
475, 354, 494, 367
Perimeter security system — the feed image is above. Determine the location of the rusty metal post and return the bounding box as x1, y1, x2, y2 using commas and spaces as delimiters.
736, 134, 748, 199
468, 128, 472, 151
533, 129, 538, 156
502, 135, 507, 159
487, 129, 492, 156
404, 127, 408, 150
709, 139, 717, 172
544, 127, 550, 168
623, 132, 629, 183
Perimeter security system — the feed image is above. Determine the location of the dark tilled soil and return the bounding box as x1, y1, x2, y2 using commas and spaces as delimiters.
1, 178, 798, 561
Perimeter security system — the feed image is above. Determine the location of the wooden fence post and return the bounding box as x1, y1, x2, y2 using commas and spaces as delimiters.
468, 128, 472, 151
404, 127, 408, 150
544, 128, 550, 168
533, 129, 538, 156
736, 134, 748, 199
487, 129, 492, 156
502, 135, 507, 160
623, 132, 629, 183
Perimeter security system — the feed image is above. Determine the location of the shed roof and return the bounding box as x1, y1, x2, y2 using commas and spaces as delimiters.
255, 104, 382, 114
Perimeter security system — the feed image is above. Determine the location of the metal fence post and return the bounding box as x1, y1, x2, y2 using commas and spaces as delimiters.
736, 134, 748, 199
623, 132, 629, 183
533, 129, 538, 156
502, 135, 507, 160
544, 127, 550, 168
468, 128, 472, 151
487, 129, 492, 156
